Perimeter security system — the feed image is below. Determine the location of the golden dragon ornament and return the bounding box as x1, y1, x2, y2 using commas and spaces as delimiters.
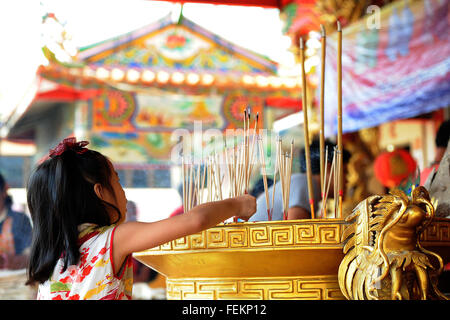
338, 186, 448, 300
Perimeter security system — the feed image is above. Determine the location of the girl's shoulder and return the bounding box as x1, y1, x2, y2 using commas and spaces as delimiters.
77, 223, 116, 246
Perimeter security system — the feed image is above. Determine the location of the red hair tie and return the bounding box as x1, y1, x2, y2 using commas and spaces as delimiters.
49, 137, 89, 157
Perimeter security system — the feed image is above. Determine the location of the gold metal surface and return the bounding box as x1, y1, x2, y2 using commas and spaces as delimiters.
134, 206, 450, 300
134, 219, 346, 299
166, 275, 344, 300
338, 187, 449, 300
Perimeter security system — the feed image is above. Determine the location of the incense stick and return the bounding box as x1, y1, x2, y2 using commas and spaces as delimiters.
320, 146, 329, 218
333, 148, 339, 218
336, 149, 342, 218
286, 140, 294, 218
188, 158, 194, 211
200, 159, 206, 205
207, 156, 212, 203
323, 147, 336, 219
319, 24, 326, 200
270, 139, 279, 219
248, 112, 259, 189
300, 37, 315, 219
277, 139, 286, 219
243, 109, 248, 194
232, 137, 237, 197
225, 142, 234, 199
215, 153, 223, 200
285, 153, 291, 220
193, 161, 200, 206
181, 156, 186, 213
337, 20, 344, 219
245, 108, 252, 193
258, 136, 271, 220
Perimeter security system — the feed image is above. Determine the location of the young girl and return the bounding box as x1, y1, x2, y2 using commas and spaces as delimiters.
26, 138, 256, 300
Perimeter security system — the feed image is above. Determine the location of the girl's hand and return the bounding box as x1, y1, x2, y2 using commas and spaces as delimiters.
234, 194, 256, 221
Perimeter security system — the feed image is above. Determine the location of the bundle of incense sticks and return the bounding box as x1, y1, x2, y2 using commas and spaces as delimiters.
182, 156, 193, 212
182, 157, 199, 212
316, 22, 343, 219
275, 138, 294, 220
205, 153, 224, 203
181, 108, 260, 220
228, 108, 259, 222
223, 109, 259, 197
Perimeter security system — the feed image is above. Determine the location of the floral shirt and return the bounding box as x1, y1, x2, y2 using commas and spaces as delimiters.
37, 223, 133, 300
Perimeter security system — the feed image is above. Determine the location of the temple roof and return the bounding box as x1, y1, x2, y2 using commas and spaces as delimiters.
38, 13, 302, 91
77, 14, 277, 76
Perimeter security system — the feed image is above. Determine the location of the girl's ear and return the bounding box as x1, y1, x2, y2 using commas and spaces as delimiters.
93, 183, 104, 200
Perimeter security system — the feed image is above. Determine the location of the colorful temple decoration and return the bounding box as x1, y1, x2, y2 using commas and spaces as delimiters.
73, 14, 279, 87
322, 0, 450, 136
221, 92, 265, 129
80, 18, 275, 75
91, 89, 225, 132
36, 14, 299, 166
91, 90, 137, 132
87, 87, 270, 165
90, 131, 177, 167
281, 0, 322, 36
38, 14, 305, 92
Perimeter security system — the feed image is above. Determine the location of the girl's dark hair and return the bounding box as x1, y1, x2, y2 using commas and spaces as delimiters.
26, 149, 121, 285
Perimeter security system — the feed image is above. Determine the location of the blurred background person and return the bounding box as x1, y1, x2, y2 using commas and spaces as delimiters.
249, 177, 274, 199
0, 172, 32, 270
250, 139, 349, 221
126, 200, 161, 299
169, 184, 184, 218
421, 119, 450, 185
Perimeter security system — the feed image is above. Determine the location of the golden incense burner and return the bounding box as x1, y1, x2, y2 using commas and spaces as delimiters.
339, 187, 448, 300
133, 215, 450, 300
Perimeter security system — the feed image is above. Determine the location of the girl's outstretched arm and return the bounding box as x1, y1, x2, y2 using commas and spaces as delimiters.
112, 195, 256, 274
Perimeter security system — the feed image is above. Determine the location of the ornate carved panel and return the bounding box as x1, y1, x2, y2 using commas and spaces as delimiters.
144, 220, 345, 253
167, 276, 344, 300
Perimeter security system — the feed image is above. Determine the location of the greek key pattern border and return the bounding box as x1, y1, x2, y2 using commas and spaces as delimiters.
166, 276, 345, 300
141, 219, 450, 253
148, 220, 346, 252
420, 218, 450, 244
